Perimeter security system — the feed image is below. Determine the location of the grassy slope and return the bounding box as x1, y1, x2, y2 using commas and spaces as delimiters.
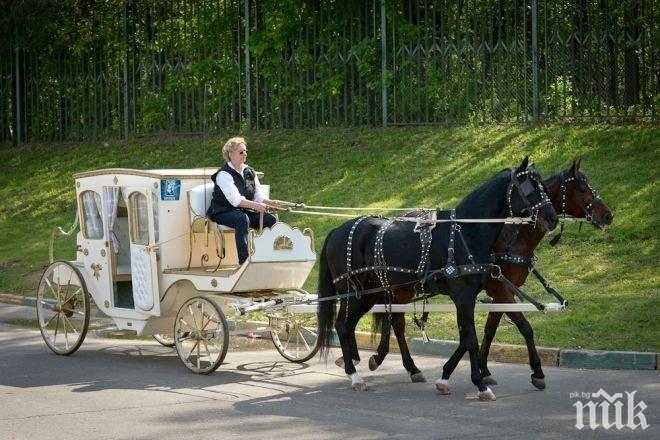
0, 125, 657, 351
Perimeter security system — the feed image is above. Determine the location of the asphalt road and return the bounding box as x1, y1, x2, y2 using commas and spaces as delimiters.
0, 313, 658, 439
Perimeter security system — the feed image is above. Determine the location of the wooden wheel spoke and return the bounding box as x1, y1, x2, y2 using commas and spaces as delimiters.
202, 339, 213, 360
62, 314, 80, 336
61, 287, 83, 306
44, 278, 59, 301
297, 329, 311, 352
44, 312, 59, 329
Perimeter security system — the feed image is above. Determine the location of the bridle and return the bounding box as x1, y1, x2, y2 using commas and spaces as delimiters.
507, 168, 552, 221
558, 172, 602, 224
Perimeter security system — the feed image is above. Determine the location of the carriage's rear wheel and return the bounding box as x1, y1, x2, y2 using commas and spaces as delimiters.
269, 312, 320, 363
36, 261, 90, 355
174, 296, 229, 374
153, 334, 175, 347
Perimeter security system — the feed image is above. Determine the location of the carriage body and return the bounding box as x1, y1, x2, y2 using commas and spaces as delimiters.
39, 168, 318, 372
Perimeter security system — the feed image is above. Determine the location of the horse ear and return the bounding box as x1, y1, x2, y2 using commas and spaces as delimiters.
577, 158, 582, 171
569, 160, 578, 177
516, 156, 529, 174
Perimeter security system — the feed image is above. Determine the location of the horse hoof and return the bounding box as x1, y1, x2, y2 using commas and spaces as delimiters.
477, 387, 497, 401
531, 376, 546, 390
482, 375, 498, 386
352, 382, 368, 391
411, 372, 426, 383
368, 355, 380, 371
435, 381, 451, 395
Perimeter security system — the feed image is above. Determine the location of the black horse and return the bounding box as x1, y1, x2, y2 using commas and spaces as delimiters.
358, 160, 613, 392
317, 158, 558, 400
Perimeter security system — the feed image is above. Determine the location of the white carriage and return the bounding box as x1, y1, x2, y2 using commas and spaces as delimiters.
38, 168, 319, 373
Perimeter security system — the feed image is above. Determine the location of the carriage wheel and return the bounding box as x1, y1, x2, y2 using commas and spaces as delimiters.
269, 312, 320, 363
153, 334, 175, 347
174, 296, 229, 374
36, 261, 90, 355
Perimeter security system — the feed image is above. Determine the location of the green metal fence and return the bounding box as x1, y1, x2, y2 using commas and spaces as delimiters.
1, 0, 656, 143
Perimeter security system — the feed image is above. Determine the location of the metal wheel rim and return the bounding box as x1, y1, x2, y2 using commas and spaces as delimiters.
153, 334, 175, 347
36, 261, 90, 355
174, 297, 228, 374
270, 313, 320, 363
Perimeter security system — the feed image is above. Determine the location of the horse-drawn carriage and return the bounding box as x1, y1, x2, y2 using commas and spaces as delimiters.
39, 168, 320, 373
38, 160, 611, 399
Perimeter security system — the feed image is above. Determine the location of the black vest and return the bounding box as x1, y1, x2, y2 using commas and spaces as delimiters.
207, 163, 257, 216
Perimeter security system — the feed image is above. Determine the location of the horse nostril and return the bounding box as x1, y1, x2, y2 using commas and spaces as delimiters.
605, 212, 613, 224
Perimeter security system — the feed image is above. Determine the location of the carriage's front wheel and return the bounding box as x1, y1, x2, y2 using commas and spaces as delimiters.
174, 296, 229, 374
36, 261, 91, 355
269, 312, 320, 363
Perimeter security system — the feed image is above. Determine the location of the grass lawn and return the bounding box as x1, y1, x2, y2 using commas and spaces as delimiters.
0, 124, 657, 352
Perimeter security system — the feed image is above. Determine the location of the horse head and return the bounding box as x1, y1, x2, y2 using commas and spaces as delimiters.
508, 157, 558, 233
550, 159, 613, 230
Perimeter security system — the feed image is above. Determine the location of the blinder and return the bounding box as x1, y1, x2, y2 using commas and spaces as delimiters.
507, 168, 552, 217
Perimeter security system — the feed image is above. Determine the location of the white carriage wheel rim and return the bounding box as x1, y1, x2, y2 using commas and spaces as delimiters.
37, 262, 89, 355
270, 314, 319, 361
175, 297, 227, 373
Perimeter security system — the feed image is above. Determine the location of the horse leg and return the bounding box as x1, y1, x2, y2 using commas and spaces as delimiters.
478, 311, 503, 385
390, 313, 425, 382
459, 296, 496, 401
335, 299, 372, 391
367, 313, 392, 371
437, 308, 468, 395
506, 311, 546, 390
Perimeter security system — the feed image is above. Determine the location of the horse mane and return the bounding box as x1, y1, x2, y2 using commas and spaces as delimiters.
456, 168, 511, 218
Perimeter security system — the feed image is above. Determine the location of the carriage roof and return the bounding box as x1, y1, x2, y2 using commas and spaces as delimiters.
74, 167, 266, 181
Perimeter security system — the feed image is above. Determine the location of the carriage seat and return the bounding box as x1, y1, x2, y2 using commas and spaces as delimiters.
188, 182, 270, 230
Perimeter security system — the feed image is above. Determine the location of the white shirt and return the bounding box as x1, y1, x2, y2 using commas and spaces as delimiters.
215, 162, 266, 207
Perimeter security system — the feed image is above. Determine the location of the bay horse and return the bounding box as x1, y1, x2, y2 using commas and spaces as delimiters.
317, 158, 558, 400
352, 160, 612, 392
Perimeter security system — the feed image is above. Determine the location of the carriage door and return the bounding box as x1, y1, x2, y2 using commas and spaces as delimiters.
126, 187, 161, 316
78, 189, 113, 308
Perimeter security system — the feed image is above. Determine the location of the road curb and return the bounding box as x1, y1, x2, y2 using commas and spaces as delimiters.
1, 292, 656, 370
559, 349, 657, 370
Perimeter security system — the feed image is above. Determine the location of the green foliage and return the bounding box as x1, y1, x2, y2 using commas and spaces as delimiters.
0, 125, 657, 352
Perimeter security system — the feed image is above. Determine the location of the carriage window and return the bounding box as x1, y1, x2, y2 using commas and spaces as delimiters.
128, 192, 150, 245
80, 191, 104, 239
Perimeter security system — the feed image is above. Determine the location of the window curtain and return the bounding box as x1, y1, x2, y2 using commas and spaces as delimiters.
104, 187, 120, 252
81, 191, 103, 239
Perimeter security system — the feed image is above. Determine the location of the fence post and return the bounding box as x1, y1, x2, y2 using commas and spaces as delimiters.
244, 0, 252, 129
532, 0, 539, 122
14, 33, 21, 145
122, 3, 130, 139
380, 0, 388, 127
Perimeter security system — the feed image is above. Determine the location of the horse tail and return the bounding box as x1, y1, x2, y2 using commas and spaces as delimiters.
317, 231, 337, 360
